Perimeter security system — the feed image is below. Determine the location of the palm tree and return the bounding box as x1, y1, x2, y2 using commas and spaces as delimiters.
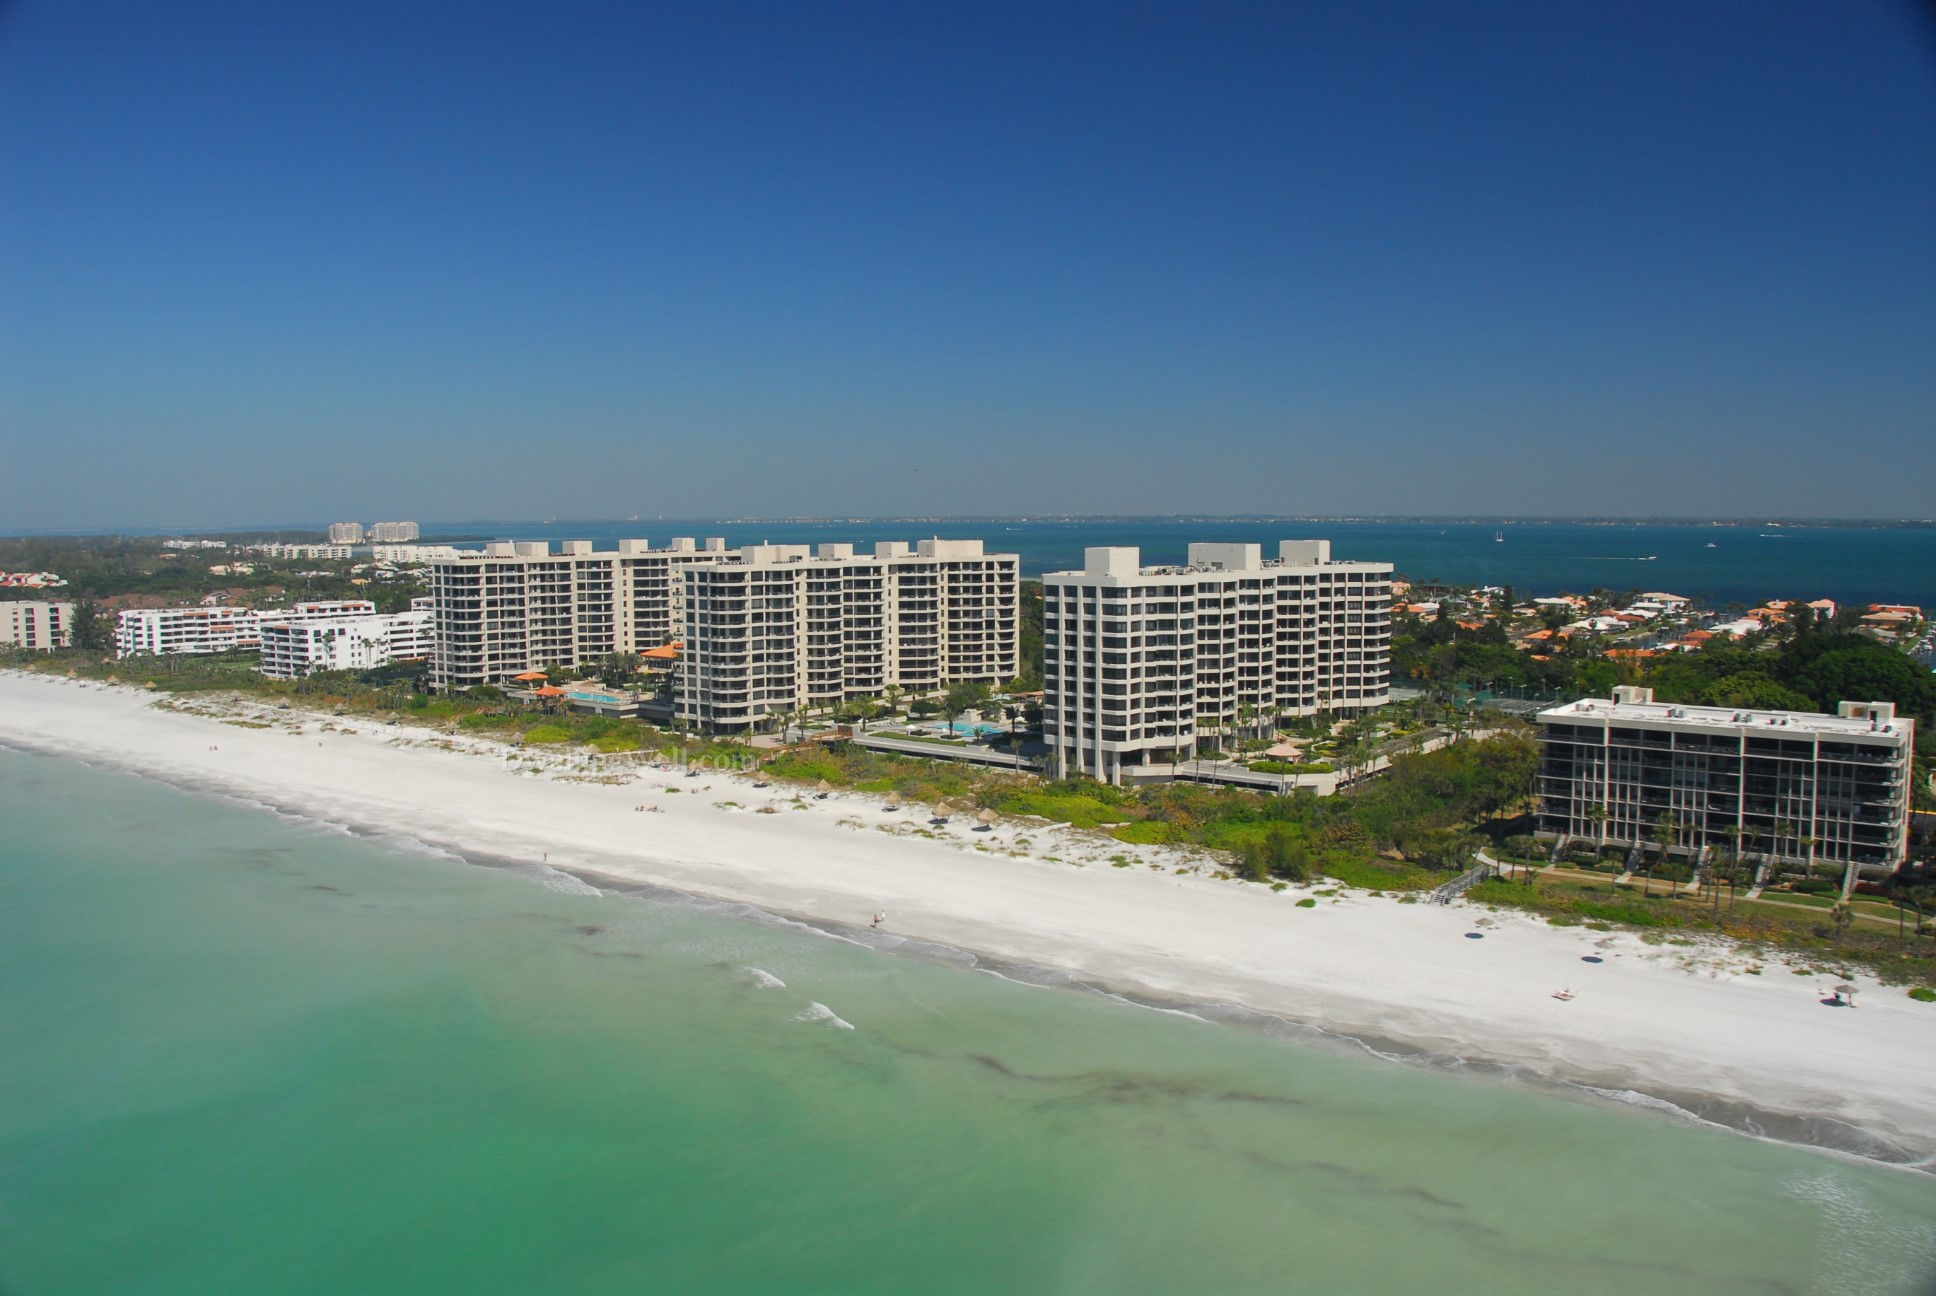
1651, 811, 1681, 897
1742, 825, 1767, 893
1772, 819, 1796, 882
1586, 802, 1609, 851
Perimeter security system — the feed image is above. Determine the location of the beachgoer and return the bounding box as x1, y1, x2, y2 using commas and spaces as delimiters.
871, 911, 886, 928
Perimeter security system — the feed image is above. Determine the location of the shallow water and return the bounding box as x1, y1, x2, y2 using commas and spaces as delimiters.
3, 745, 1933, 1295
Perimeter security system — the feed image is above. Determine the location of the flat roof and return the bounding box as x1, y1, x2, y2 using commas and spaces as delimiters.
1538, 697, 1908, 739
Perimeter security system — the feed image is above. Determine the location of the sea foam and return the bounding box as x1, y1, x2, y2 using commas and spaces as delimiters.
792, 1002, 855, 1030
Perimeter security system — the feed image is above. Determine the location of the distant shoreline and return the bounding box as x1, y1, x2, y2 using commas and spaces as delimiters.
7, 515, 1936, 539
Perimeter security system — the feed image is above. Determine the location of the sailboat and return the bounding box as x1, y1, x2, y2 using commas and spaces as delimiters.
1494, 531, 1504, 543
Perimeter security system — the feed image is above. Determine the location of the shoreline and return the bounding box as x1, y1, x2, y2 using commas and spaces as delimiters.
4, 670, 1934, 1167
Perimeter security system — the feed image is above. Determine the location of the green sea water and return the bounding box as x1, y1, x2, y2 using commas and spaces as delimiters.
3, 746, 1934, 1296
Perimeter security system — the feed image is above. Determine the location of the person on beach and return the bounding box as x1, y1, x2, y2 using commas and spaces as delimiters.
871, 911, 886, 929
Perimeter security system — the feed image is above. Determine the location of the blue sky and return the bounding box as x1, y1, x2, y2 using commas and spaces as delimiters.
2, 1, 1932, 529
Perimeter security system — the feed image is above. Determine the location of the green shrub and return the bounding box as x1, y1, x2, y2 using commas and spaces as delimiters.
1910, 987, 1936, 1003
523, 725, 572, 744
1295, 897, 1317, 908
1112, 820, 1188, 846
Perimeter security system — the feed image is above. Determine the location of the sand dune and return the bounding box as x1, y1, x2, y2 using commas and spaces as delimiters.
4, 670, 1932, 1160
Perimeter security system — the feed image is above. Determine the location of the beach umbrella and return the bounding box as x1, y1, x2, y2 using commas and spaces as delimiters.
975, 808, 998, 830
816, 779, 833, 798
884, 791, 902, 809
932, 801, 952, 821
1834, 983, 1858, 1006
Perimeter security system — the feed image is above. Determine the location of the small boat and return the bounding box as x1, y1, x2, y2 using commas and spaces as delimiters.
1494, 531, 1504, 543
1705, 542, 1717, 549
1552, 989, 1575, 1001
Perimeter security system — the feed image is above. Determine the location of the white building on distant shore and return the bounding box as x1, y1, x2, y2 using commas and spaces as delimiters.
116, 600, 376, 658
1042, 539, 1393, 784
372, 543, 467, 565
243, 543, 354, 561
327, 522, 365, 544
1, 601, 75, 651
367, 521, 420, 542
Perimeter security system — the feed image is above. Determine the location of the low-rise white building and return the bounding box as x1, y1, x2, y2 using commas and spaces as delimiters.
258, 606, 433, 679
1, 601, 74, 651
372, 543, 467, 565
244, 543, 354, 560
116, 600, 376, 658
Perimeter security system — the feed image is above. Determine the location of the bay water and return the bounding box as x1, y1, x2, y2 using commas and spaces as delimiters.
434, 518, 1936, 610
3, 744, 1934, 1295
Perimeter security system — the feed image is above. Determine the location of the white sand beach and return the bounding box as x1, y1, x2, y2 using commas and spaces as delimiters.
4, 669, 1933, 1158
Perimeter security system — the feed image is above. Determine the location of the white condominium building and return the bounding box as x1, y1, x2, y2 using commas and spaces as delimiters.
371, 544, 467, 565
258, 606, 434, 679
116, 600, 376, 658
1, 601, 74, 651
1043, 540, 1393, 784
327, 522, 365, 544
428, 538, 737, 688
1537, 687, 1915, 882
367, 521, 421, 542
244, 543, 354, 561
678, 539, 1020, 732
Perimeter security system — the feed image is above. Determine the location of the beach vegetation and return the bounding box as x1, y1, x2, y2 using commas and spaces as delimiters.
1908, 987, 1935, 1003
1470, 871, 1936, 985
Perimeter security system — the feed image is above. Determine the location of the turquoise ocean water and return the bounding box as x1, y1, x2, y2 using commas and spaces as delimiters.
429, 519, 1936, 610
3, 744, 1935, 1296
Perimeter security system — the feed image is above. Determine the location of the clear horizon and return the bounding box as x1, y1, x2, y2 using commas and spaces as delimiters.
3, 2, 1933, 527
10, 512, 1936, 539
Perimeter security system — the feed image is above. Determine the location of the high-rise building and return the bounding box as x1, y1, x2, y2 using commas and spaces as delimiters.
428, 536, 1018, 707
327, 522, 365, 544
1536, 686, 1915, 886
0, 601, 74, 651
428, 539, 735, 689
1042, 539, 1393, 784
367, 521, 421, 542
677, 539, 1019, 732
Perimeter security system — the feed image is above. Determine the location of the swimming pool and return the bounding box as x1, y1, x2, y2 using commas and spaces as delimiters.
948, 722, 1003, 738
